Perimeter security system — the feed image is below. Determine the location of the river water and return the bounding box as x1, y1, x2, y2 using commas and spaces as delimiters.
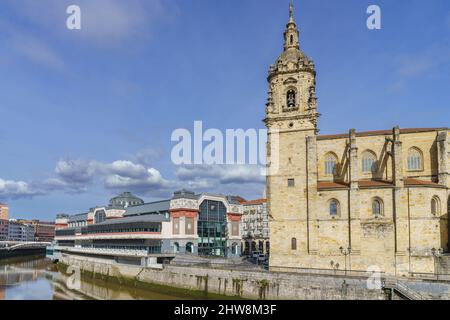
0, 256, 219, 300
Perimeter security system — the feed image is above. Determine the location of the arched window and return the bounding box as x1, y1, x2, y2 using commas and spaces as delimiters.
173, 242, 180, 253
94, 210, 106, 224
329, 199, 340, 216
324, 153, 338, 175
431, 196, 441, 216
186, 242, 194, 254
291, 238, 297, 250
372, 198, 383, 216
287, 90, 296, 108
408, 148, 423, 171
362, 151, 377, 173
231, 243, 238, 255
290, 35, 294, 45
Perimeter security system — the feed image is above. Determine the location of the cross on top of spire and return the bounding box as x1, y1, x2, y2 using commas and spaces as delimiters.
289, 0, 294, 23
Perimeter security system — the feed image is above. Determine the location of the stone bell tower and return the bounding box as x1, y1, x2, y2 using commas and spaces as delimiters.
265, 0, 321, 268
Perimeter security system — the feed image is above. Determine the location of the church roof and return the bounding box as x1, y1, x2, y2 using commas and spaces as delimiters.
317, 128, 448, 141
317, 179, 446, 190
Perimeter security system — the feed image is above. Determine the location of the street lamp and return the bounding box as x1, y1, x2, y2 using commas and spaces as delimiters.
340, 246, 352, 275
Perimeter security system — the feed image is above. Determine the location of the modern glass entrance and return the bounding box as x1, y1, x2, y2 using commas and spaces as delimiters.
197, 199, 227, 257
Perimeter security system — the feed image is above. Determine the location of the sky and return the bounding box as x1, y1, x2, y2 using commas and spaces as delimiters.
0, 0, 449, 220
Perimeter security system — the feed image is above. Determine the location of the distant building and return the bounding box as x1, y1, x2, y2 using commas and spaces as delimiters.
0, 220, 8, 241
8, 220, 35, 242
0, 203, 8, 220
17, 219, 55, 242
240, 199, 270, 255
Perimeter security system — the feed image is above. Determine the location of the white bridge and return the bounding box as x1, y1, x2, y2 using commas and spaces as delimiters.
0, 241, 51, 251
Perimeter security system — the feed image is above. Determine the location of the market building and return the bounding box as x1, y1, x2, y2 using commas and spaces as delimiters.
53, 191, 244, 266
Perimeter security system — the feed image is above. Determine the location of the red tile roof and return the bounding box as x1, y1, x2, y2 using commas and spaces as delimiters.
241, 199, 267, 205
317, 181, 349, 190
317, 128, 447, 141
318, 179, 446, 190
404, 178, 445, 188
358, 180, 393, 188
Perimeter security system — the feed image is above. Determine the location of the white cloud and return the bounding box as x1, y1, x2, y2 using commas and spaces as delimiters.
394, 43, 450, 78
0, 178, 44, 199
176, 164, 265, 185
4, 0, 178, 47
55, 159, 96, 184
10, 32, 65, 71
107, 161, 149, 179
50, 158, 172, 196
0, 159, 266, 201
0, 19, 65, 71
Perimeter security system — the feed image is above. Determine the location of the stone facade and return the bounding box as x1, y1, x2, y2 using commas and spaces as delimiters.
59, 253, 450, 300
266, 3, 450, 277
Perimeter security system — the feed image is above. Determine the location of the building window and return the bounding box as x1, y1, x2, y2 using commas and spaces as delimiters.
186, 242, 194, 254
372, 198, 383, 216
362, 151, 377, 173
288, 179, 295, 187
185, 217, 195, 235
408, 148, 423, 171
291, 237, 297, 250
431, 196, 441, 216
286, 90, 296, 108
324, 153, 338, 175
173, 242, 179, 253
329, 199, 340, 217
231, 221, 239, 236
94, 210, 106, 224
198, 200, 227, 257
173, 218, 180, 235
231, 242, 238, 255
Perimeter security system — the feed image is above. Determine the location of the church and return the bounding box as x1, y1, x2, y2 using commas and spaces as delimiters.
266, 2, 450, 276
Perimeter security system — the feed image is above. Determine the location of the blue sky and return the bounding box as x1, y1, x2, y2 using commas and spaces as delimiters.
0, 0, 449, 220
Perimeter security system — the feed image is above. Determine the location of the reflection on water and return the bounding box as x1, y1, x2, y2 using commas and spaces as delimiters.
0, 256, 214, 300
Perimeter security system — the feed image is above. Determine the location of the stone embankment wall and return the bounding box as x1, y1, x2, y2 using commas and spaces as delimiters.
59, 254, 387, 300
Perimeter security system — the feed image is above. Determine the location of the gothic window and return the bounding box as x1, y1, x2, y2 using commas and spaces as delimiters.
324, 153, 338, 175
287, 90, 296, 108
408, 148, 423, 171
290, 35, 294, 45
329, 199, 340, 217
372, 198, 383, 216
291, 237, 297, 250
431, 196, 441, 216
362, 151, 377, 173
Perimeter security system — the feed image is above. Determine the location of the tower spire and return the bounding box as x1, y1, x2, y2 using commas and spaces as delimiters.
283, 0, 299, 50
289, 0, 294, 23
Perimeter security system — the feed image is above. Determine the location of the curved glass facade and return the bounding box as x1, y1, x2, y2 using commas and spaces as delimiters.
198, 200, 227, 257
